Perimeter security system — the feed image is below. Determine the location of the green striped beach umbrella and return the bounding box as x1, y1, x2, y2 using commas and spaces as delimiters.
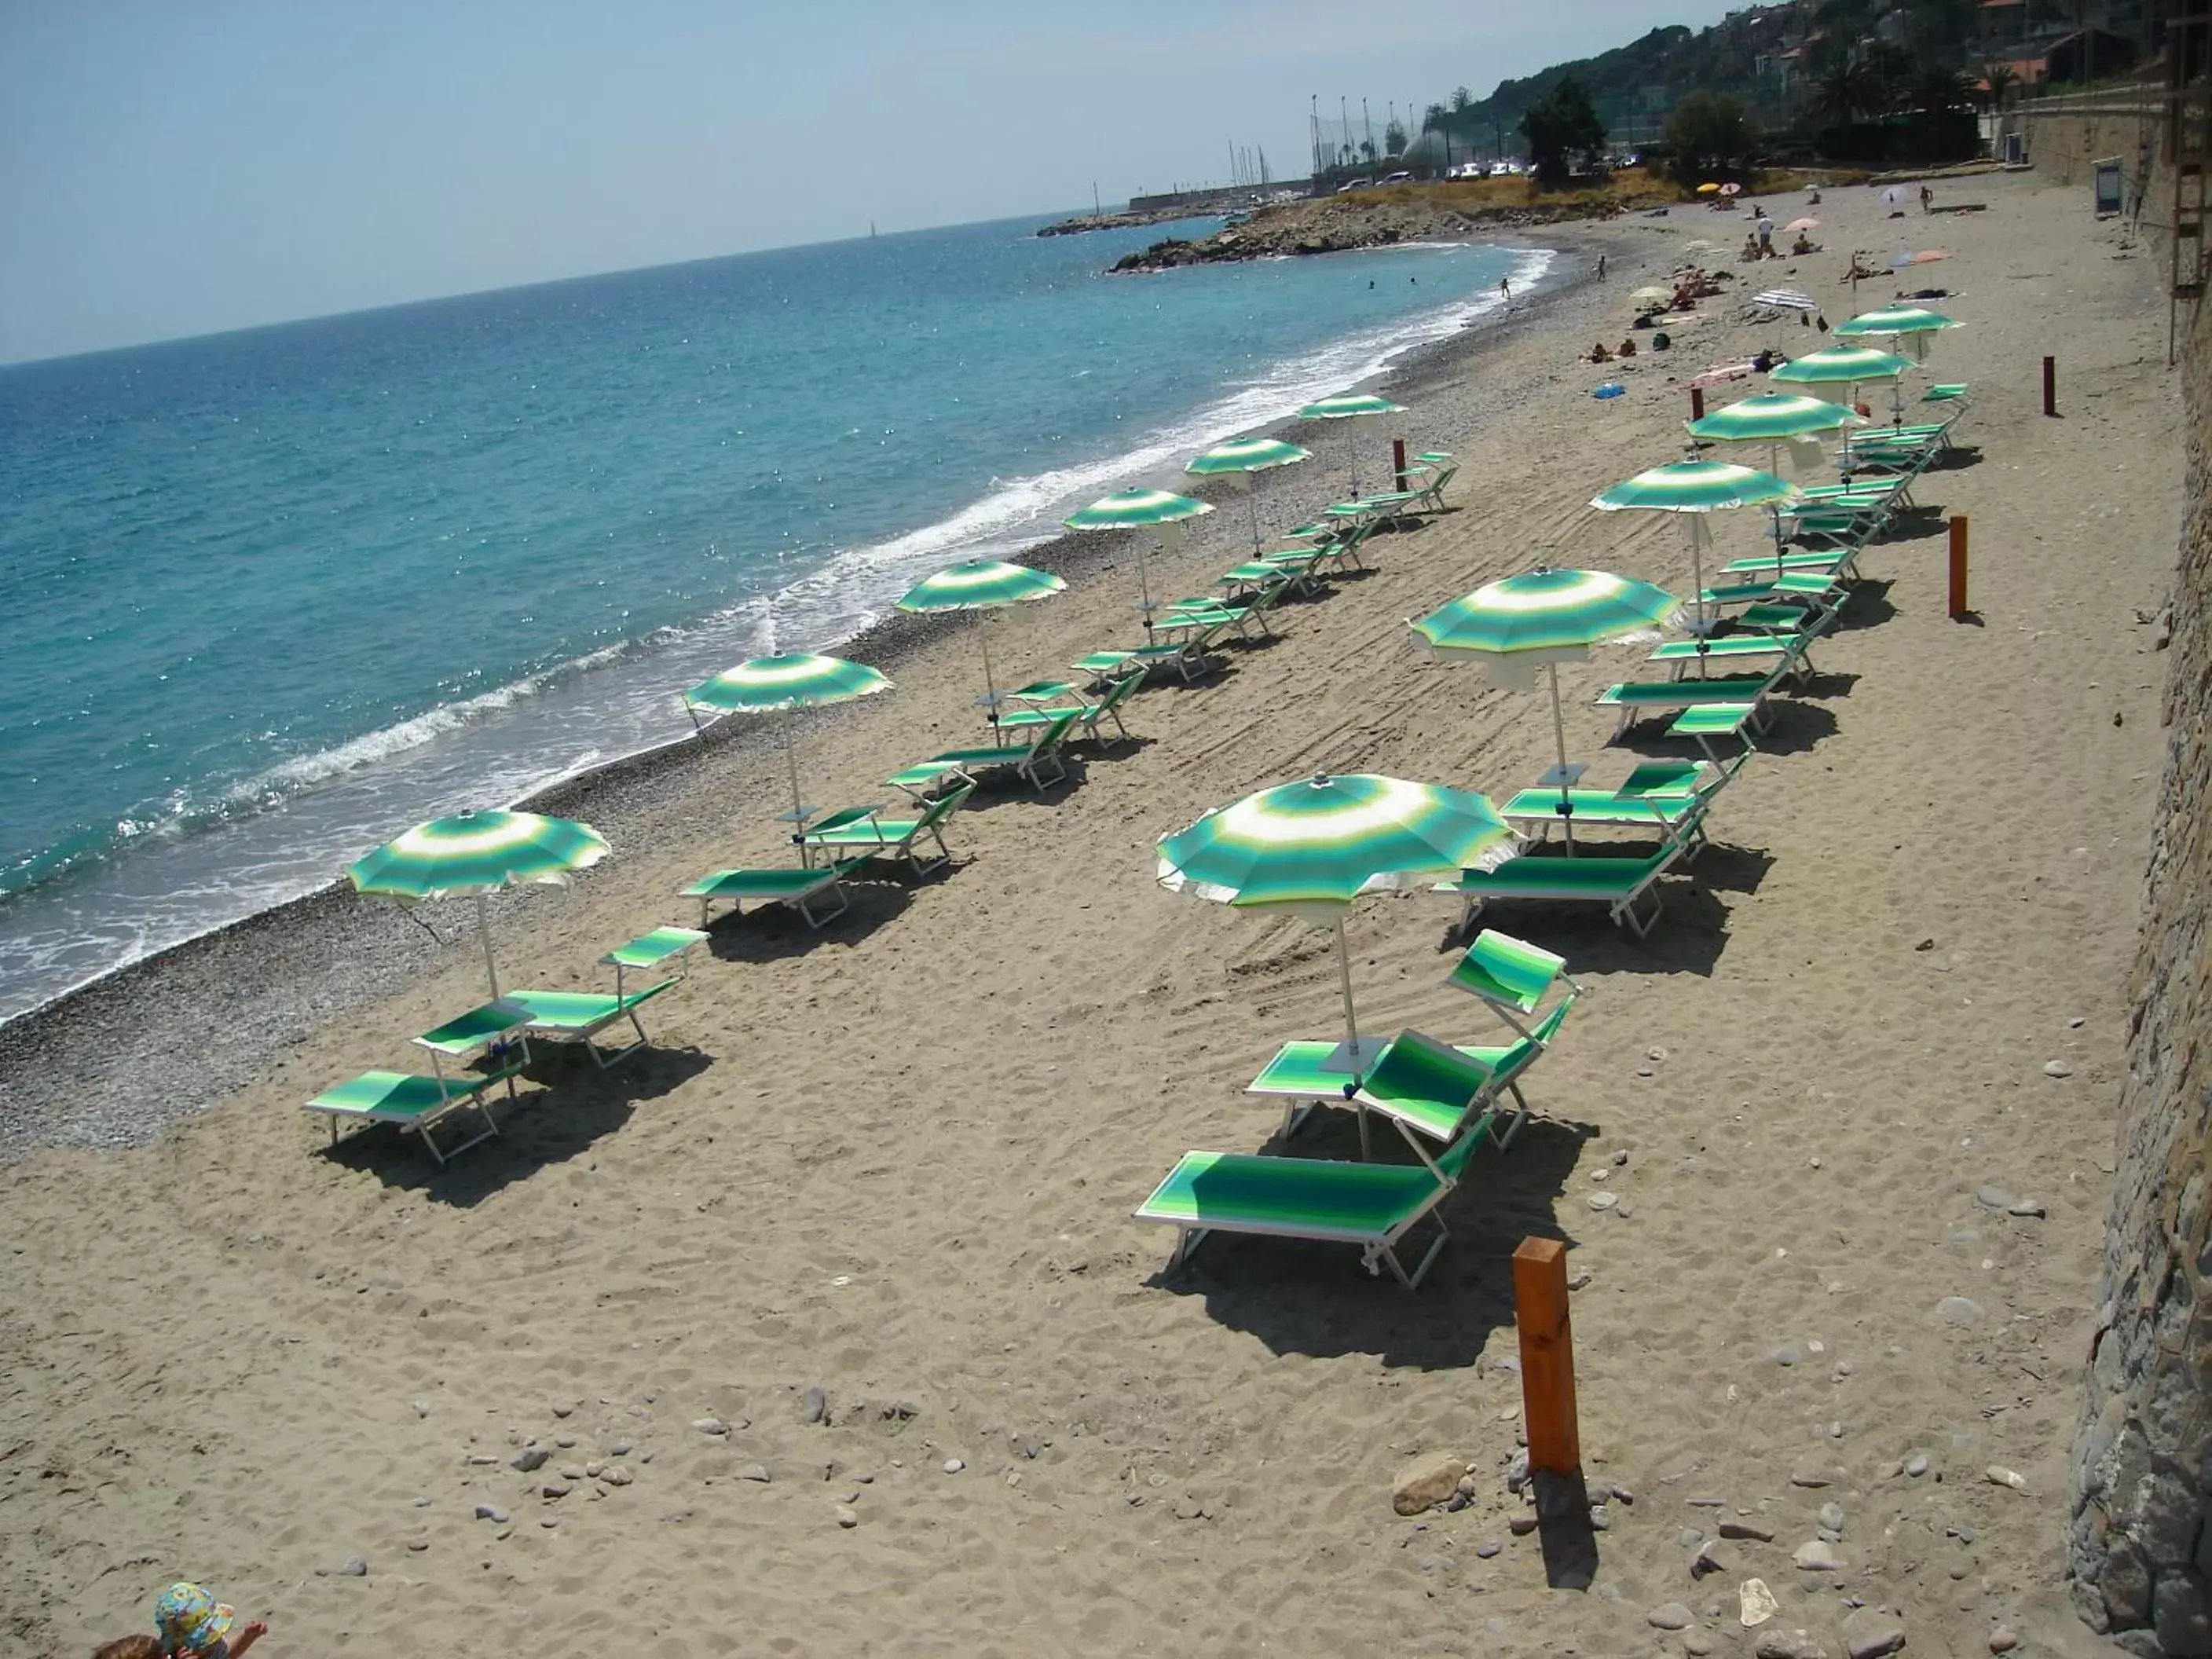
350, 809, 610, 997
1064, 487, 1214, 619
1591, 459, 1797, 628
1297, 392, 1407, 496
1771, 342, 1918, 431
1833, 305, 1960, 361
1412, 568, 1680, 851
1687, 393, 1863, 571
895, 558, 1065, 712
683, 652, 892, 827
1159, 772, 1514, 1075
1186, 438, 1311, 551
1686, 390, 1862, 446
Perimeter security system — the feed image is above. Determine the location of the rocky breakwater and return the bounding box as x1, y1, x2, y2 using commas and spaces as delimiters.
1108, 189, 1634, 273
2069, 295, 2210, 1651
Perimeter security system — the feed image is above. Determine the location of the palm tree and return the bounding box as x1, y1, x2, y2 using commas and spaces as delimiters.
1983, 60, 2020, 114
1909, 65, 1977, 118
1817, 57, 1873, 123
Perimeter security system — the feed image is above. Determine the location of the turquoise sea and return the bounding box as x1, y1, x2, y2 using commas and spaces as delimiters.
0, 212, 1544, 1020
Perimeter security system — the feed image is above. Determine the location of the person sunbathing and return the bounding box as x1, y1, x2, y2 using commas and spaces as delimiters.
1791, 234, 1818, 255
1617, 338, 1638, 357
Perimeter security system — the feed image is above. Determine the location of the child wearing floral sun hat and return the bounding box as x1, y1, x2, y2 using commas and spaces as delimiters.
148, 1584, 268, 1659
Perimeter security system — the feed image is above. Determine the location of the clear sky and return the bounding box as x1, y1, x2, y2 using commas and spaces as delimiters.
0, 1, 1740, 363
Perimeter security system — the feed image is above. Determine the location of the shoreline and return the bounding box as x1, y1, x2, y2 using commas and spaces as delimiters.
0, 229, 1610, 1159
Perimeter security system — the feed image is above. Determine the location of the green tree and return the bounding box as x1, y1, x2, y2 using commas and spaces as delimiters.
1664, 90, 1757, 184
1384, 119, 1408, 156
1983, 61, 2020, 114
1451, 86, 1474, 113
1816, 57, 1873, 124
1519, 76, 1607, 189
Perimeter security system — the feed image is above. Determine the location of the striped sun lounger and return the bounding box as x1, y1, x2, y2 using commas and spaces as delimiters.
304, 1065, 526, 1163
1133, 1120, 1491, 1290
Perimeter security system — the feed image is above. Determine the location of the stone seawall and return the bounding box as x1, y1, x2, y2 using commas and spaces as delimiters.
2069, 291, 2212, 1652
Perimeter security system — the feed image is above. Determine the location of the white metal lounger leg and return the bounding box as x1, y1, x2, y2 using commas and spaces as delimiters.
1366, 1209, 1452, 1289
796, 876, 851, 928
419, 1089, 504, 1164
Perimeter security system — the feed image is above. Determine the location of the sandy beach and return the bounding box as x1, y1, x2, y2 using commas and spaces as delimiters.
0, 170, 2181, 1657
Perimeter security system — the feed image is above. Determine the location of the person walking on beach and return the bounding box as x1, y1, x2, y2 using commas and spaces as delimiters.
1597, 254, 1606, 280
1499, 275, 1511, 299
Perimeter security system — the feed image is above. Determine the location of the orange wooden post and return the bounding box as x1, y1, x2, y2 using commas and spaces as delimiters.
1393, 436, 1408, 492
1513, 1236, 1580, 1474
1690, 386, 1707, 422
1948, 515, 1969, 617
2042, 355, 2057, 417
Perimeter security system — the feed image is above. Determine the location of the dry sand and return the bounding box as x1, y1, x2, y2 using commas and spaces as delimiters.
0, 171, 2181, 1657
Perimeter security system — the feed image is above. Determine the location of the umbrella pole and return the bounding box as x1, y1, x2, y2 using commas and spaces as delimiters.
1548, 661, 1576, 855
976, 608, 998, 717
1333, 915, 1371, 1155
1346, 430, 1359, 499
1246, 487, 1262, 554
474, 891, 500, 1001
1769, 440, 1787, 580
784, 715, 808, 852
1687, 517, 1710, 647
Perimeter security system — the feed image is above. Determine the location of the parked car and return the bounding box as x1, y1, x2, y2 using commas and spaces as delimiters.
1335, 178, 1373, 192
1379, 170, 1412, 185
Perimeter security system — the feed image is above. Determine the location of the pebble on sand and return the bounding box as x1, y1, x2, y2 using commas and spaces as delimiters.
1754, 1632, 1829, 1659
317, 1554, 369, 1577
693, 1417, 729, 1436
1905, 1454, 1931, 1478
1392, 1450, 1464, 1514
2042, 1060, 2075, 1078
1984, 1465, 2028, 1490
834, 1504, 859, 1528
1588, 1192, 1619, 1211
1738, 1577, 1780, 1627
1840, 1607, 1906, 1659
943, 1457, 966, 1474
1648, 1602, 1694, 1630
1792, 1538, 1844, 1571
1720, 1522, 1774, 1542
1988, 1628, 2020, 1653
474, 1503, 509, 1523
1936, 1296, 1986, 1325
510, 1446, 551, 1472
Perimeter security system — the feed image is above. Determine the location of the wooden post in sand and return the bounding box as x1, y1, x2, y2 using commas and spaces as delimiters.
1690, 386, 1706, 422
1512, 1237, 1580, 1474
1949, 515, 1970, 617
2043, 356, 2058, 417
1393, 436, 1408, 492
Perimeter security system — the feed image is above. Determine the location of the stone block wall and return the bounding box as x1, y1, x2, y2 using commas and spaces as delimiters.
2069, 299, 2212, 1654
